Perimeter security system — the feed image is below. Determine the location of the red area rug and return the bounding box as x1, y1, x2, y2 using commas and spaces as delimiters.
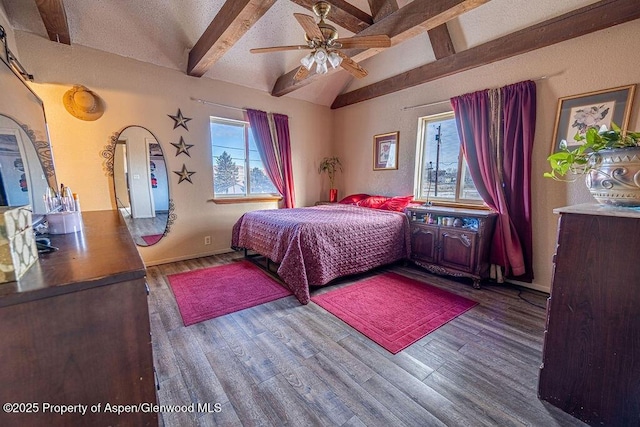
167, 260, 292, 326
311, 272, 478, 354
141, 234, 163, 245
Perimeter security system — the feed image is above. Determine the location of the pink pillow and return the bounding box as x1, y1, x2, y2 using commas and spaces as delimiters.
356, 195, 390, 209
379, 195, 414, 212
338, 193, 370, 205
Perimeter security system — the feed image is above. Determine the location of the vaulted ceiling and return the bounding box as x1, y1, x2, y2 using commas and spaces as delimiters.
2, 0, 638, 108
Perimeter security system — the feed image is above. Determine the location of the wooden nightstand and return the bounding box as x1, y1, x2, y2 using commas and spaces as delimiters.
405, 205, 497, 288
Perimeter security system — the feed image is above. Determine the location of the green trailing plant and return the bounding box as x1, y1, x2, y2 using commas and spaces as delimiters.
544, 122, 640, 181
318, 156, 342, 188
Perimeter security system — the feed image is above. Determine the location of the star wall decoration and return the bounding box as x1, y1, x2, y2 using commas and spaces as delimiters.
173, 164, 196, 184
168, 108, 192, 131
170, 136, 194, 157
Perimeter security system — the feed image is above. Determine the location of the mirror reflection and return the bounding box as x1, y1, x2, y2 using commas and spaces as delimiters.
0, 57, 57, 216
113, 126, 169, 246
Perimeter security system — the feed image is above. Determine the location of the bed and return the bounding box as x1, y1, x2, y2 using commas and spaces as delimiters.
231, 203, 411, 304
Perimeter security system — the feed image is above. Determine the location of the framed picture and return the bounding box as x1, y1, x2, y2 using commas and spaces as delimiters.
551, 84, 636, 153
373, 131, 399, 170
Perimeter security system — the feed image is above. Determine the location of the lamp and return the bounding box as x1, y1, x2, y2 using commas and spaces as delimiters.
300, 53, 314, 70
327, 51, 342, 69
299, 48, 341, 75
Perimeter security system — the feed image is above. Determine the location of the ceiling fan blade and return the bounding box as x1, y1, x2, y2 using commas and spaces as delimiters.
294, 13, 324, 41
294, 66, 310, 81
334, 35, 391, 49
250, 45, 311, 54
336, 51, 368, 79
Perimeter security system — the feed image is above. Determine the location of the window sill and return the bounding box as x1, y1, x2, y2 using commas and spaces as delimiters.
413, 200, 489, 210
209, 196, 282, 204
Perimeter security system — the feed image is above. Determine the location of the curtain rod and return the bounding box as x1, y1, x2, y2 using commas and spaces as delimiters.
401, 75, 550, 111
191, 97, 246, 112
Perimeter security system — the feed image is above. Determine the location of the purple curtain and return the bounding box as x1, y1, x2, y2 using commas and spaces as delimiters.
246, 109, 295, 208
501, 81, 536, 281
272, 113, 296, 208
451, 80, 536, 280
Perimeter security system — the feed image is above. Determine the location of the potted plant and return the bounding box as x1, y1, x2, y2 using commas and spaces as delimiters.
545, 122, 640, 206
318, 156, 342, 202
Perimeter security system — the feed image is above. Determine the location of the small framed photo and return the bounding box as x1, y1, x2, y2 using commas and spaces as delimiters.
551, 84, 636, 153
373, 131, 399, 170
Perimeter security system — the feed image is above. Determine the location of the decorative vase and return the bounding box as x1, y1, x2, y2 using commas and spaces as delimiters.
329, 188, 338, 203
586, 147, 640, 207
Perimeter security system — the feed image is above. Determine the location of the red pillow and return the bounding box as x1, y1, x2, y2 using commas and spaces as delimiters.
338, 193, 370, 205
356, 195, 390, 209
379, 195, 414, 212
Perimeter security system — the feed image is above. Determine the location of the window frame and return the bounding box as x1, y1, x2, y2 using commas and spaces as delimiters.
209, 116, 281, 203
413, 111, 485, 208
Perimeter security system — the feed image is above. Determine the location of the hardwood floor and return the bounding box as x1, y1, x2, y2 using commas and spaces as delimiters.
147, 252, 586, 427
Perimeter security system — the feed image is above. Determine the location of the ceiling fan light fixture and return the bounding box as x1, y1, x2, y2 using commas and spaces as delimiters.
300, 53, 314, 70
327, 51, 342, 69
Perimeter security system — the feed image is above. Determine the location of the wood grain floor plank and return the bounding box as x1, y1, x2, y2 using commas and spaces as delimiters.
339, 335, 479, 426
257, 374, 328, 426
303, 352, 406, 427
149, 312, 180, 381
424, 371, 526, 427
156, 374, 202, 427
167, 327, 229, 406
286, 365, 355, 426
194, 401, 242, 427
205, 347, 279, 427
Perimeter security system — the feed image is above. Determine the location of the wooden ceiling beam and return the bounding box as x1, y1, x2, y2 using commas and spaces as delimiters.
288, 0, 373, 33
331, 0, 640, 109
272, 0, 489, 97
367, 0, 398, 22
187, 0, 276, 77
428, 24, 455, 59
35, 0, 70, 45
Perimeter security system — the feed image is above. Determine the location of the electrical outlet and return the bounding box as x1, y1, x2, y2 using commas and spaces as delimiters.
204, 236, 211, 245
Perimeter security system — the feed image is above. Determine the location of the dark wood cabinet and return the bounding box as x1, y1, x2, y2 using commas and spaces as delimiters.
538, 204, 640, 426
0, 211, 157, 427
406, 206, 497, 288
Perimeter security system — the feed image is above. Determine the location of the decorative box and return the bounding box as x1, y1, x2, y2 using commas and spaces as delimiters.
0, 205, 38, 283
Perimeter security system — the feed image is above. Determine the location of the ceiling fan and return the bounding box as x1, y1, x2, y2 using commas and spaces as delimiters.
250, 1, 391, 81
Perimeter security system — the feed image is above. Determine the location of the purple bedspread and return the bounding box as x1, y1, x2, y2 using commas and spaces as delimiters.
231, 204, 411, 304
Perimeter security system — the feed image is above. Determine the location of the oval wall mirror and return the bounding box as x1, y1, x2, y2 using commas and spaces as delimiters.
113, 126, 170, 246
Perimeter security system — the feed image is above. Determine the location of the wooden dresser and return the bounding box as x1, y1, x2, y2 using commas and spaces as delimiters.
538, 204, 640, 426
0, 210, 157, 427
405, 205, 497, 288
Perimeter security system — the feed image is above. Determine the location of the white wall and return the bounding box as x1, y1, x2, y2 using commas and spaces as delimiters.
332, 20, 640, 292
13, 31, 334, 266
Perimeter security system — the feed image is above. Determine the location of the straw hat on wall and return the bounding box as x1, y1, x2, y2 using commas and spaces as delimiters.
63, 85, 104, 121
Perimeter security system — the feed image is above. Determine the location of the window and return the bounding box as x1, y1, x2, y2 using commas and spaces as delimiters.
414, 112, 482, 204
210, 117, 278, 198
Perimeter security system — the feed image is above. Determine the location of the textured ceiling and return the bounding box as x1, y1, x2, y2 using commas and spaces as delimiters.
1, 0, 601, 106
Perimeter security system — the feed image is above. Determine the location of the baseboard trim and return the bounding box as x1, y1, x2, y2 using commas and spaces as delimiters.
506, 279, 549, 294
144, 247, 236, 267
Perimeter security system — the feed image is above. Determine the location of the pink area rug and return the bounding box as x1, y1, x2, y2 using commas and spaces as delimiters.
141, 234, 163, 245
311, 272, 478, 354
167, 260, 292, 326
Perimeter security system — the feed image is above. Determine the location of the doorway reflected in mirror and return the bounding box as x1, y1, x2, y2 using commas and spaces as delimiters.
110, 126, 172, 246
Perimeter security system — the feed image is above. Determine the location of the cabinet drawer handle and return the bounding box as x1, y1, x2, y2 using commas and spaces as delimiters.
145, 282, 150, 295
